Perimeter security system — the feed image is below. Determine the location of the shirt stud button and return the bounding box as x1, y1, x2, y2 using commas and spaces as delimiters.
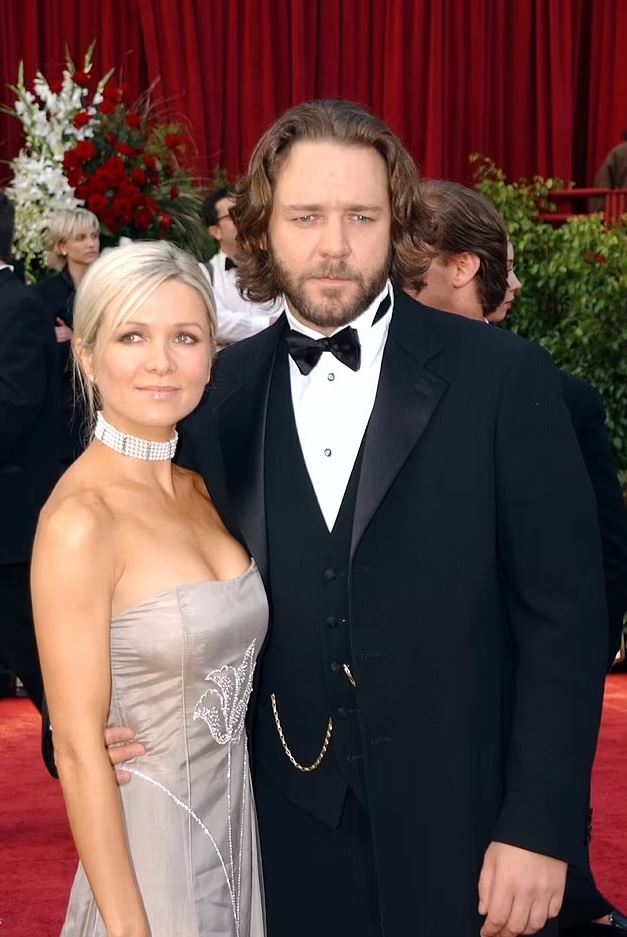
327, 372, 335, 381
324, 448, 332, 457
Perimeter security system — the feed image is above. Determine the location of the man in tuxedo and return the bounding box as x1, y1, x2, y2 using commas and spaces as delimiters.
200, 187, 280, 347
0, 193, 60, 711
108, 101, 607, 937
416, 178, 627, 935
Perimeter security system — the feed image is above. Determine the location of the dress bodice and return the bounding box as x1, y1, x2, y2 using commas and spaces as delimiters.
61, 562, 268, 937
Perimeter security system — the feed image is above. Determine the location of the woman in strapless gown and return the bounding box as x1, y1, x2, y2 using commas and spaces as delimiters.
31, 242, 267, 937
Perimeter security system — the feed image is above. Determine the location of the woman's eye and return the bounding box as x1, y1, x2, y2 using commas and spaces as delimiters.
175, 333, 198, 344
119, 332, 143, 343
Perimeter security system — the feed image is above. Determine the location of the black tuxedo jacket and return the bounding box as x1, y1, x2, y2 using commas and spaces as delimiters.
0, 268, 60, 564
34, 268, 76, 328
560, 372, 627, 668
34, 270, 83, 464
176, 291, 610, 932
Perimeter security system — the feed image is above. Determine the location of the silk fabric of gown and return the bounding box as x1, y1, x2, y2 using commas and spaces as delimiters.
60, 561, 268, 937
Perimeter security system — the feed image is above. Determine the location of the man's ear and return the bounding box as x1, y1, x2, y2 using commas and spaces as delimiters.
209, 224, 222, 242
452, 252, 480, 288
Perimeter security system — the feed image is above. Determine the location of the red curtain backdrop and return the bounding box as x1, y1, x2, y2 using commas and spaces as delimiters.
1, 0, 626, 188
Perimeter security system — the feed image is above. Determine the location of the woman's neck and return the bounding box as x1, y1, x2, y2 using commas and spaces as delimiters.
66, 259, 88, 287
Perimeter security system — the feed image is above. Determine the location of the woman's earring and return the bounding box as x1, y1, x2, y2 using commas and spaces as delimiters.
89, 374, 95, 383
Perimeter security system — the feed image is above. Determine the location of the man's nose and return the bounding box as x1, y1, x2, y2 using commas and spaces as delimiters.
318, 218, 350, 257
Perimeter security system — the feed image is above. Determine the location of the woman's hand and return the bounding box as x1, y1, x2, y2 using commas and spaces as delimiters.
55, 317, 73, 343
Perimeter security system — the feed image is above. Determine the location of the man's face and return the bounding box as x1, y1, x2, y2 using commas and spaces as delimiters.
487, 240, 522, 324
211, 196, 239, 257
267, 141, 392, 333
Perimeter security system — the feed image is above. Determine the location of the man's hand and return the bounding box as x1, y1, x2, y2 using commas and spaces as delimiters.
478, 842, 566, 936
104, 726, 146, 784
55, 317, 73, 343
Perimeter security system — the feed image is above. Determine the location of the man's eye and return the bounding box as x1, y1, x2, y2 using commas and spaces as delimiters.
295, 215, 316, 224
352, 214, 372, 223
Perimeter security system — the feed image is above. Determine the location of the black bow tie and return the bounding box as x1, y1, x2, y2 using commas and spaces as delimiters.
286, 326, 361, 375
224, 256, 238, 271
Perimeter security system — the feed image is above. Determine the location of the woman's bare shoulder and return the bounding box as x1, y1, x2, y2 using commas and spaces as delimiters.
37, 469, 115, 553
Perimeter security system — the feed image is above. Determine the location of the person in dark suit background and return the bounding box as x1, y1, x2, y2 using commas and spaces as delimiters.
0, 193, 61, 712
591, 131, 627, 211
35, 208, 100, 467
415, 178, 627, 936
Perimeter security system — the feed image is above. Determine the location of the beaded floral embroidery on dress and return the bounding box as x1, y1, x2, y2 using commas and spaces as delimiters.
123, 639, 257, 937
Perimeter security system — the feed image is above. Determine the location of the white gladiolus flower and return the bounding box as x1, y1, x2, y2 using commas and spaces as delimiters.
3, 46, 112, 276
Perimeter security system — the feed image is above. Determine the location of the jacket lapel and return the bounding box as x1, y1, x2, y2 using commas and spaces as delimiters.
350, 293, 449, 560
209, 318, 287, 584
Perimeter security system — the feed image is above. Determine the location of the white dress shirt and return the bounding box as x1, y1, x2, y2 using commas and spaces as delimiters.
285, 281, 394, 531
201, 251, 281, 348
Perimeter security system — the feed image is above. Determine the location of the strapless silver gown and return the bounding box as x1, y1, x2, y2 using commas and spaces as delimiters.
60, 561, 268, 937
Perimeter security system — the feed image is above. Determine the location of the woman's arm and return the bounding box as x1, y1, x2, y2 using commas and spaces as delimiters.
32, 497, 150, 937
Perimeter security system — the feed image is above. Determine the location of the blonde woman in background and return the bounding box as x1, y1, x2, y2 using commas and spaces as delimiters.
35, 208, 100, 465
32, 241, 267, 937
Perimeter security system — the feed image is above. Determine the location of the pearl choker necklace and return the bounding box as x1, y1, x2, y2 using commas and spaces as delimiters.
94, 412, 178, 461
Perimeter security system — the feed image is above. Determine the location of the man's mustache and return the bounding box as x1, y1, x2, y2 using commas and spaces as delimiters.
302, 265, 361, 281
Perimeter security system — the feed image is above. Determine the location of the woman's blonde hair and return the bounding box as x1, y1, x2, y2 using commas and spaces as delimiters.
71, 240, 217, 431
45, 208, 100, 271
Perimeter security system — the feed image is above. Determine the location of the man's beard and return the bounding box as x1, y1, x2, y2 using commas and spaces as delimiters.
268, 243, 392, 331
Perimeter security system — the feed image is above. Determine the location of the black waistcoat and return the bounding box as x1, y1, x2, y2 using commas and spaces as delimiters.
252, 345, 368, 827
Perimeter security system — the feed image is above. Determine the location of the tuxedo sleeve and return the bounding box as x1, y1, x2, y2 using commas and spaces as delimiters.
491, 342, 607, 866
0, 294, 53, 459
568, 383, 627, 667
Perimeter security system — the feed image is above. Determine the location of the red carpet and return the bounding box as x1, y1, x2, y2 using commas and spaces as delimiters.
1, 679, 627, 935
590, 675, 627, 907
0, 698, 76, 936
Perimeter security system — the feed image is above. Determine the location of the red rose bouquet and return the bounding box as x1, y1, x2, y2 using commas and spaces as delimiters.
62, 78, 209, 253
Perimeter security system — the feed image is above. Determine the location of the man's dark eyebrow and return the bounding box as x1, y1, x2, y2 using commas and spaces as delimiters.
282, 204, 384, 213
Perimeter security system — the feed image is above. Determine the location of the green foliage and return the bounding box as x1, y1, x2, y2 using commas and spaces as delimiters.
472, 156, 627, 471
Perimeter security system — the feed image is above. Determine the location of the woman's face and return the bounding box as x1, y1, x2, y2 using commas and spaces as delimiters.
62, 227, 100, 268
83, 279, 212, 440
487, 240, 522, 323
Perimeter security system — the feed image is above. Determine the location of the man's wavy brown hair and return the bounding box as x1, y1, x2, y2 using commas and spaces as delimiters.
230, 99, 432, 303
420, 180, 508, 316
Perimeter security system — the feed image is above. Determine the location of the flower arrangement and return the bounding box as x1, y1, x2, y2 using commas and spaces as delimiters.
1, 44, 111, 275
62, 84, 200, 244
3, 44, 211, 279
